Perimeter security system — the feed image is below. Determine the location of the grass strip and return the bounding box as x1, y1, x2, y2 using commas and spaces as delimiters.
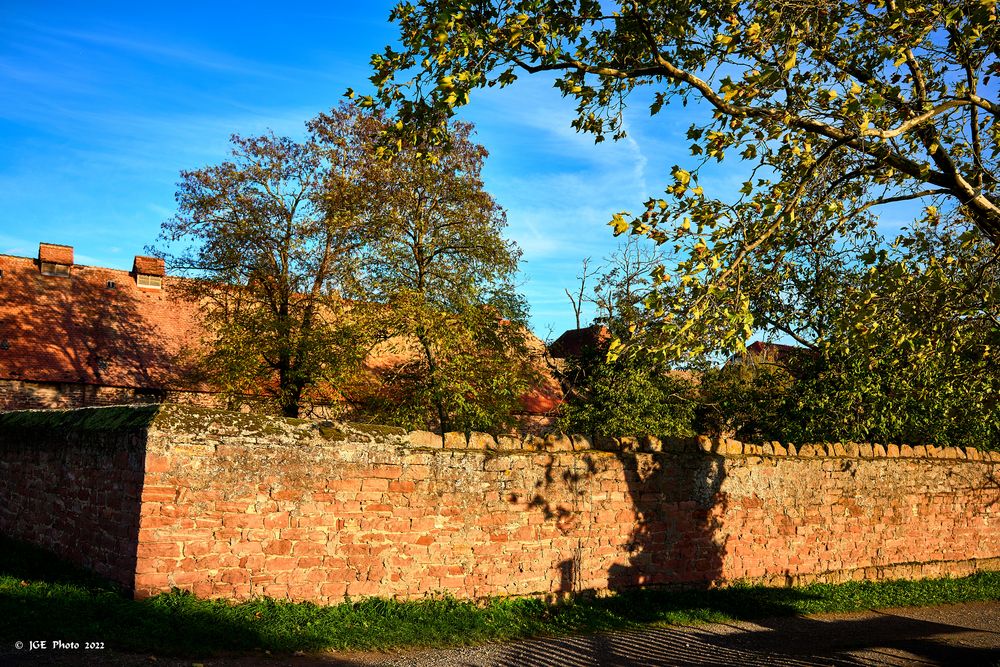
2, 536, 998, 656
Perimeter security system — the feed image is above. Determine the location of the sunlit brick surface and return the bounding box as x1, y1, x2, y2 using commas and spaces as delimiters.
2, 405, 998, 602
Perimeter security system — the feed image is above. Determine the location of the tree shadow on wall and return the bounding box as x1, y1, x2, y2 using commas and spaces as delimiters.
522, 438, 836, 623
521, 439, 768, 601
0, 260, 202, 406
605, 446, 729, 593
946, 461, 1000, 511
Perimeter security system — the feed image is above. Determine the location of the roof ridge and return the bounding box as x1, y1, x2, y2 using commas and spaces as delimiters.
0, 252, 168, 275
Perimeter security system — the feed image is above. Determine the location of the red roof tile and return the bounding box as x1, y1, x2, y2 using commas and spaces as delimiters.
38, 243, 73, 265
548, 325, 611, 358
132, 255, 165, 276
0, 254, 205, 390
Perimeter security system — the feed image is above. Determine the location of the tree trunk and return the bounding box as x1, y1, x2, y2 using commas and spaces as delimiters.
280, 385, 303, 418
415, 328, 448, 433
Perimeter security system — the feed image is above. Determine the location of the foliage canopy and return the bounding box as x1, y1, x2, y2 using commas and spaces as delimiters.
369, 0, 1000, 359
335, 117, 539, 433
161, 105, 535, 428
696, 214, 1000, 447
558, 345, 697, 437
160, 131, 370, 417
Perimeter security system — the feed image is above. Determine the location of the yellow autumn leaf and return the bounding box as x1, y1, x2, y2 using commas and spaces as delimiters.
611, 213, 629, 235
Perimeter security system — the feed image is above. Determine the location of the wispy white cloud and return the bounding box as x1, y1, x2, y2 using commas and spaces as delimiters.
0, 233, 35, 258
8, 19, 353, 85
454, 75, 677, 331
0, 2, 697, 335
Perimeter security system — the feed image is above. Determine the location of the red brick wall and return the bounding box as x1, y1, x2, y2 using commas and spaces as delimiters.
2, 405, 998, 602
135, 409, 1000, 601
0, 407, 158, 588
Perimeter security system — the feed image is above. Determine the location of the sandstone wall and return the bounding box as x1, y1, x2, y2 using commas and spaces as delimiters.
0, 407, 157, 587
1, 405, 998, 602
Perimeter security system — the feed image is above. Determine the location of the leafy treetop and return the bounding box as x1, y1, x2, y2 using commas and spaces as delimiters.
367, 0, 1000, 358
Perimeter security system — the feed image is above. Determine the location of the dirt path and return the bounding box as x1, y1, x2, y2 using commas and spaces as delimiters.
3, 602, 998, 666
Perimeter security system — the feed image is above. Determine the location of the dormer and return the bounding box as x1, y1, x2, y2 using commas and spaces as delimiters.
132, 255, 165, 289
39, 243, 73, 277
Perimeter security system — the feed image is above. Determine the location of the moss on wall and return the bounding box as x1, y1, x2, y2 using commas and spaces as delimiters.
0, 404, 161, 434
149, 404, 298, 437
345, 422, 408, 438
0, 404, 409, 447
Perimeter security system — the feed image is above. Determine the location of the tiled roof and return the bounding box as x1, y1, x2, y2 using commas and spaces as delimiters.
0, 250, 562, 415
519, 381, 561, 414
745, 341, 804, 361
38, 243, 74, 265
132, 255, 165, 276
0, 253, 205, 390
723, 341, 813, 370
548, 325, 612, 359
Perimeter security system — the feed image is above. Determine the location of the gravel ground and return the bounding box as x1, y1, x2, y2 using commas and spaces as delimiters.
2, 601, 998, 667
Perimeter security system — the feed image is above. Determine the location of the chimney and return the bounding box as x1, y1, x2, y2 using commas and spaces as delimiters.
39, 242, 73, 277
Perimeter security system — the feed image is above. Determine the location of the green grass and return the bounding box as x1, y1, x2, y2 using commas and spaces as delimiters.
2, 536, 999, 657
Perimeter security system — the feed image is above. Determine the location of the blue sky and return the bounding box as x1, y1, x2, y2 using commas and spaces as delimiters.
0, 2, 918, 339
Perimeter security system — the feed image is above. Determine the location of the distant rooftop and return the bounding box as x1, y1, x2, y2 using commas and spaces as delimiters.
0, 242, 561, 416
548, 325, 611, 359
0, 243, 201, 390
